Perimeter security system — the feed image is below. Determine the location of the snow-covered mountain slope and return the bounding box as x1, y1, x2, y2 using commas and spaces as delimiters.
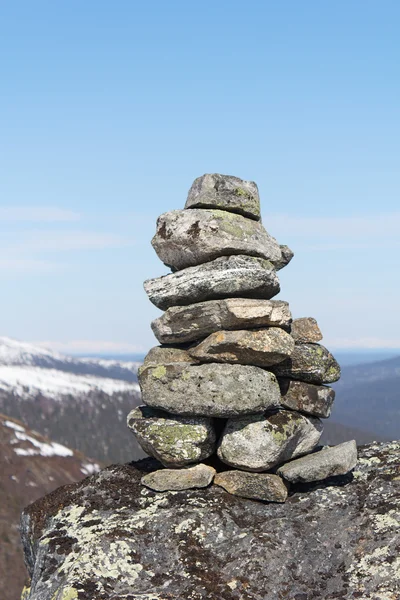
0, 336, 140, 382
0, 337, 144, 465
0, 414, 101, 600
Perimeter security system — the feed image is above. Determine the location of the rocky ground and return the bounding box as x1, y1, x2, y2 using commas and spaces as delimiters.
21, 440, 400, 600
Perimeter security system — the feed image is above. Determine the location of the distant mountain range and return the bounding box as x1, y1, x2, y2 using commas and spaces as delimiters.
0, 337, 144, 464
0, 413, 101, 600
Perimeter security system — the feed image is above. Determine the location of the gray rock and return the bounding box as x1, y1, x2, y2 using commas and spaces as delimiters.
21, 442, 400, 600
138, 362, 281, 418
214, 470, 288, 502
273, 343, 341, 384
277, 440, 358, 483
184, 173, 261, 221
279, 379, 335, 418
152, 209, 282, 271
152, 298, 292, 345
127, 406, 216, 467
144, 255, 280, 310
274, 244, 294, 270
143, 345, 197, 367
189, 328, 295, 367
290, 317, 323, 343
218, 410, 323, 471
141, 463, 216, 492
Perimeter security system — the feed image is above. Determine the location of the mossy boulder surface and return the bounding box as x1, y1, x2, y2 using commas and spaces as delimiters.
152, 209, 282, 270
279, 379, 335, 418
217, 410, 323, 471
144, 254, 280, 310
184, 172, 261, 221
20, 442, 400, 600
127, 406, 216, 467
273, 342, 341, 384
138, 362, 281, 418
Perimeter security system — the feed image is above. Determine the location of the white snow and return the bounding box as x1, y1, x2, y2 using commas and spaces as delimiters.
4, 419, 25, 432
0, 365, 140, 401
81, 462, 101, 475
13, 430, 74, 457
0, 336, 60, 366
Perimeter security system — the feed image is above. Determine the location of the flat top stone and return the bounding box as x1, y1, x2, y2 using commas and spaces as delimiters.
214, 470, 288, 503
278, 440, 358, 483
143, 346, 198, 367
151, 298, 292, 345
151, 209, 282, 271
141, 463, 216, 492
185, 173, 261, 221
144, 255, 280, 310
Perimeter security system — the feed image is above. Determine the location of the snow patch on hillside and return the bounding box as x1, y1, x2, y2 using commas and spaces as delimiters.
0, 366, 140, 400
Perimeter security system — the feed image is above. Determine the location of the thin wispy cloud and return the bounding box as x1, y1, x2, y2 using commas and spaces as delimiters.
0, 207, 81, 222
265, 212, 400, 241
0, 259, 58, 273
4, 231, 134, 254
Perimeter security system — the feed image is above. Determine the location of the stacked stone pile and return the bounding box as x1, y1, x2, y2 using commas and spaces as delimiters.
127, 173, 358, 502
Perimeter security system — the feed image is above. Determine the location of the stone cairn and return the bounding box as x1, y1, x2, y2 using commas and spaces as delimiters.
127, 173, 358, 502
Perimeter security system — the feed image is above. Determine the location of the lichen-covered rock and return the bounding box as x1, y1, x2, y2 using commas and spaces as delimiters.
143, 345, 197, 366
20, 442, 400, 600
152, 209, 282, 271
144, 255, 280, 310
151, 297, 292, 345
273, 342, 341, 384
214, 471, 288, 503
127, 406, 216, 467
278, 440, 358, 483
279, 379, 335, 418
217, 410, 323, 471
274, 244, 294, 270
185, 173, 261, 221
189, 328, 295, 367
139, 362, 281, 418
290, 317, 323, 343
141, 463, 216, 491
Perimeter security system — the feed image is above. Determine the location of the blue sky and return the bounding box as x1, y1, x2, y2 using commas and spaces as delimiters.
1, 1, 399, 354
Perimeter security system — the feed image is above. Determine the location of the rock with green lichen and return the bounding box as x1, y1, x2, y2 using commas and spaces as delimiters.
144, 254, 280, 310
214, 470, 288, 502
290, 317, 323, 343
189, 327, 295, 367
152, 209, 282, 271
279, 379, 335, 418
217, 410, 323, 471
127, 406, 216, 467
277, 440, 358, 483
142, 345, 198, 367
138, 362, 281, 417
184, 173, 261, 221
272, 342, 341, 384
141, 463, 216, 492
20, 441, 400, 599
151, 298, 292, 345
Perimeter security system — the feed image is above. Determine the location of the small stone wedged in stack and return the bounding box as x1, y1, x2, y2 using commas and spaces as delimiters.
129, 173, 356, 503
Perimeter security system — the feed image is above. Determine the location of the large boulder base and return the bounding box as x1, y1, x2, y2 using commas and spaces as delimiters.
152, 209, 282, 270
273, 342, 341, 384
214, 470, 288, 503
127, 406, 216, 467
189, 327, 295, 367
278, 440, 358, 483
20, 442, 400, 600
279, 379, 335, 418
151, 297, 292, 345
138, 362, 281, 418
144, 255, 280, 310
217, 410, 323, 471
185, 172, 261, 221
